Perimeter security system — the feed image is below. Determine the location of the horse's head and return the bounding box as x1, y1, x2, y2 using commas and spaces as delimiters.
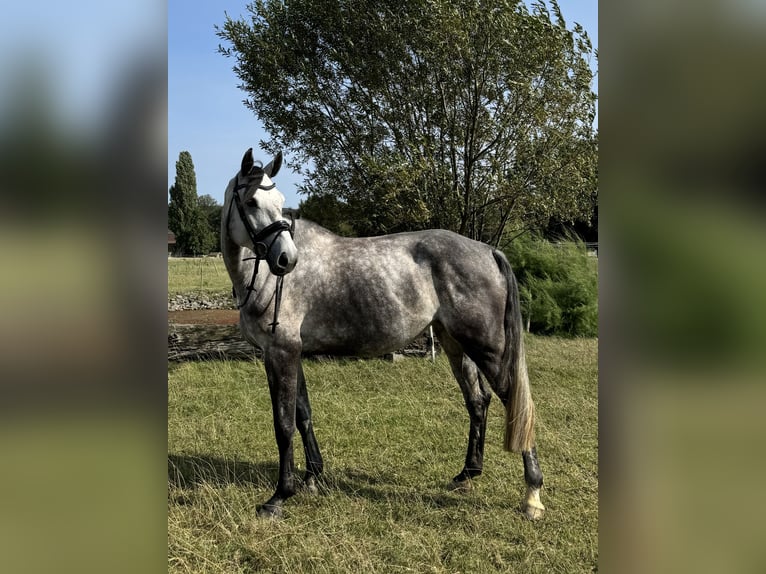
226, 148, 298, 276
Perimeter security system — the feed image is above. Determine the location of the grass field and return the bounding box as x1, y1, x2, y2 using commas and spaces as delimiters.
168, 336, 597, 573
168, 258, 231, 296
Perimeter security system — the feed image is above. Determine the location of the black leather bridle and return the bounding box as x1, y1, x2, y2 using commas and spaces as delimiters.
228, 169, 295, 333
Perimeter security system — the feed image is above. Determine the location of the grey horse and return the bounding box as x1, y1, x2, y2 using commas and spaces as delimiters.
222, 149, 545, 520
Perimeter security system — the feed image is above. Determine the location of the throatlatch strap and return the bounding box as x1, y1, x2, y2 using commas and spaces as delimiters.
269, 276, 285, 333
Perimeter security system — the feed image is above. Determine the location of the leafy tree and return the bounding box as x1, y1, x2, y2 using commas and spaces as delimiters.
168, 151, 214, 255
298, 194, 355, 236
217, 0, 597, 241
198, 194, 223, 251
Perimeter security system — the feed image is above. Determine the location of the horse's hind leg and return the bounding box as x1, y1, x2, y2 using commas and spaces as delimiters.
522, 446, 545, 519
458, 342, 546, 519
296, 362, 323, 494
434, 325, 492, 489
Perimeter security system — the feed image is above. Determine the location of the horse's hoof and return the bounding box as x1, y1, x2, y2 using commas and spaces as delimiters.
523, 502, 545, 520
448, 478, 473, 493
522, 486, 545, 520
257, 504, 283, 520
524, 503, 545, 520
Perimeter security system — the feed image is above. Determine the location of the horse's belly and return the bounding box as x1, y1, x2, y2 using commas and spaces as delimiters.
300, 305, 434, 357
298, 257, 439, 356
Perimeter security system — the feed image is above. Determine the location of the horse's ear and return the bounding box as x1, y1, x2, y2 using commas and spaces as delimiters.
264, 150, 283, 178
240, 148, 254, 175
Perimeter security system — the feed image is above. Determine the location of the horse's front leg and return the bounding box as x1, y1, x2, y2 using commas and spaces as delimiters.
259, 341, 301, 519
296, 362, 323, 494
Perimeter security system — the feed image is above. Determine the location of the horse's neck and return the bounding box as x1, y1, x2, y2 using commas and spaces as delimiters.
222, 237, 250, 288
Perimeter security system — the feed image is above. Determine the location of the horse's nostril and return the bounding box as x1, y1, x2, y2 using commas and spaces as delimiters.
277, 253, 289, 269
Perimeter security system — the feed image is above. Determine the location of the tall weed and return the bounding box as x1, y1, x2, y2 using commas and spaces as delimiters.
504, 234, 598, 337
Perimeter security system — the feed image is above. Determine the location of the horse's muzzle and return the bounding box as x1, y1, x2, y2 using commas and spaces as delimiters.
272, 251, 297, 276
267, 231, 298, 276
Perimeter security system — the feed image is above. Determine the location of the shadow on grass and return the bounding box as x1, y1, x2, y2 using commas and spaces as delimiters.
329, 468, 512, 510
168, 453, 514, 511
168, 453, 278, 490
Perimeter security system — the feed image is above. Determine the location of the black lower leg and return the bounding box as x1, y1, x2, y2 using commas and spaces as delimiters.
522, 446, 544, 489
439, 345, 492, 484
296, 364, 323, 482
259, 348, 299, 518
454, 386, 491, 483
259, 431, 296, 517
454, 404, 488, 481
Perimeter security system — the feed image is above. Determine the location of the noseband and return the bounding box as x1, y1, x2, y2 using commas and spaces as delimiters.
228, 172, 295, 333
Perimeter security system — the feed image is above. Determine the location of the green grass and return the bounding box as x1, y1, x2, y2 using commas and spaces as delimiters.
168, 336, 598, 573
168, 258, 231, 296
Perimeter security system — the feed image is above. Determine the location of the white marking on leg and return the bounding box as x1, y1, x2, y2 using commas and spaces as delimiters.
524, 486, 545, 520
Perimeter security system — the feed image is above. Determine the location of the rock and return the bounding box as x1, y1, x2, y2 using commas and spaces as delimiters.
168, 291, 236, 311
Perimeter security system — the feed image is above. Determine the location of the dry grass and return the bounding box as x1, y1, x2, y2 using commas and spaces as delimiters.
168, 335, 597, 573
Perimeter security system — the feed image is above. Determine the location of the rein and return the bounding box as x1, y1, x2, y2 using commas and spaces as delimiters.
228, 173, 295, 333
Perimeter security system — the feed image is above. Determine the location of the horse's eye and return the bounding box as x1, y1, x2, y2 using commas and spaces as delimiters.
245, 198, 257, 208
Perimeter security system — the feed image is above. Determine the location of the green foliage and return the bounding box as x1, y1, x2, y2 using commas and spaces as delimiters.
298, 193, 356, 236
169, 336, 598, 572
217, 0, 597, 241
168, 151, 215, 255
504, 233, 598, 336
198, 194, 223, 251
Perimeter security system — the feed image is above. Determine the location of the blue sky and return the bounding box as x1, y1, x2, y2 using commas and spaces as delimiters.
1, 0, 164, 136
169, 0, 597, 209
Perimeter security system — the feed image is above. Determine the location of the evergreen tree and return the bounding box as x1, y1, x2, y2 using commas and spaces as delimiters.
168, 151, 214, 255
198, 194, 223, 251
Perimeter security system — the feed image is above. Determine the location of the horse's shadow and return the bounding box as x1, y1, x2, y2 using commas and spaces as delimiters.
168, 453, 278, 490
168, 453, 501, 510
329, 468, 478, 509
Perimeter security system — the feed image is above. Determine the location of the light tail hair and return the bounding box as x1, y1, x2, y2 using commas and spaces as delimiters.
492, 250, 536, 453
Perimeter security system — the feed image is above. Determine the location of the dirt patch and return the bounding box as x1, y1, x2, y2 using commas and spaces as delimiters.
168, 309, 239, 325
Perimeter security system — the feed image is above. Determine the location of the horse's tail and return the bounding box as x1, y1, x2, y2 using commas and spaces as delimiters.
492, 250, 536, 453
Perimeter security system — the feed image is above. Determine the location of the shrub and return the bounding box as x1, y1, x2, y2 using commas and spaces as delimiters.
504, 234, 598, 337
